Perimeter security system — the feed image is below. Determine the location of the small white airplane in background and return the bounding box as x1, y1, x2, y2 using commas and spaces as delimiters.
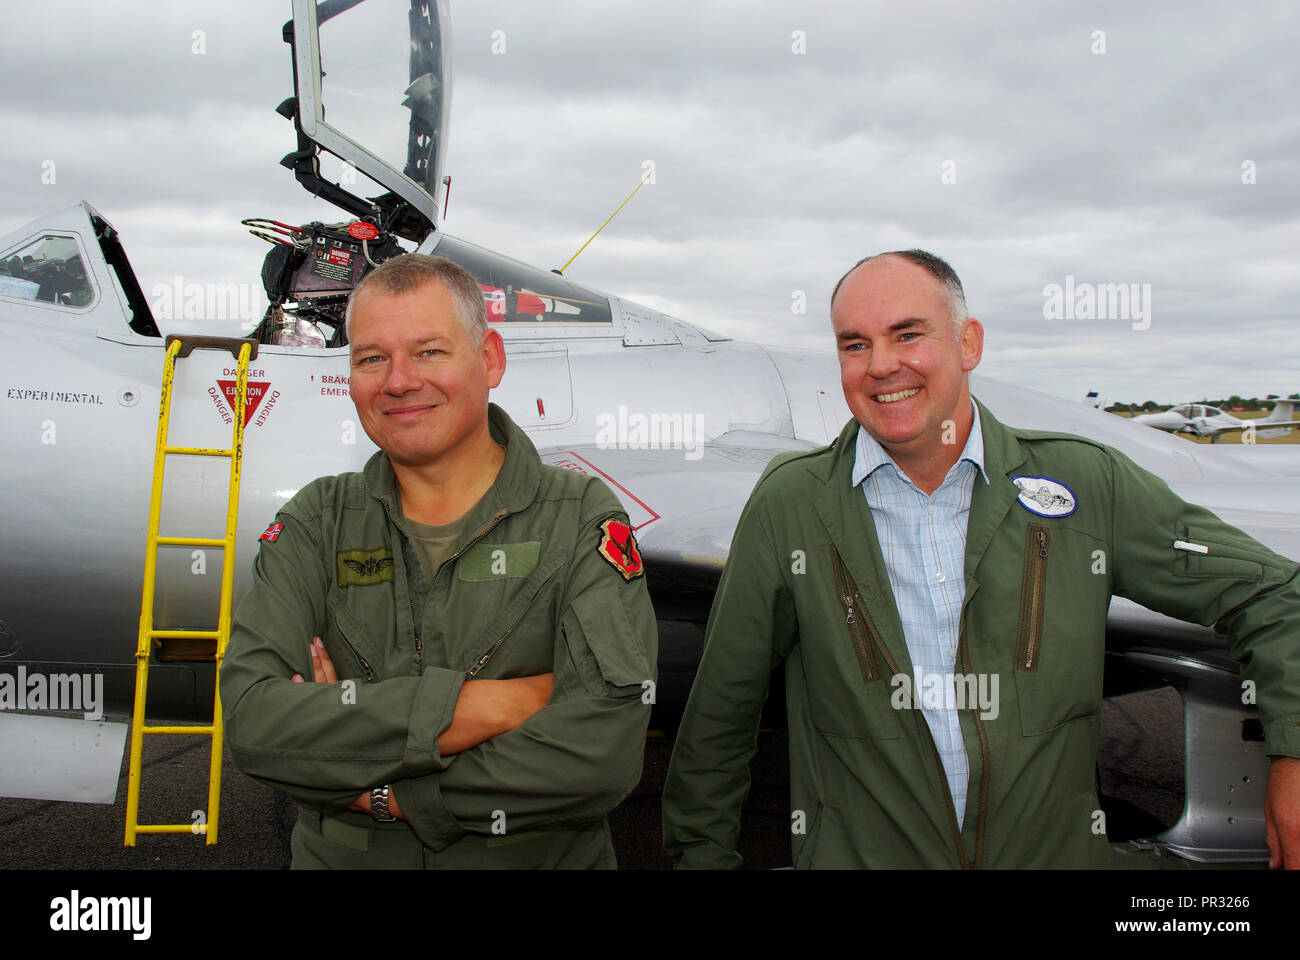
1133, 401, 1299, 442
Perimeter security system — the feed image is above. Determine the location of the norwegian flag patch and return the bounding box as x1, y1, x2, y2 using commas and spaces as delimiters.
259, 522, 285, 543
597, 518, 644, 581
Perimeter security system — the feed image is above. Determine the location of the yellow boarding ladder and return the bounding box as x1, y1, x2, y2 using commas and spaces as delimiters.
124, 334, 256, 846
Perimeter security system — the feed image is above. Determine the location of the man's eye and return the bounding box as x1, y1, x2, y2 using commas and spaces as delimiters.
844, 342, 865, 352
421, 348, 441, 357
899, 332, 920, 341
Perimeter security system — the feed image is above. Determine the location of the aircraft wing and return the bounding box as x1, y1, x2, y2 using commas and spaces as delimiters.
1201, 418, 1300, 439
535, 434, 815, 590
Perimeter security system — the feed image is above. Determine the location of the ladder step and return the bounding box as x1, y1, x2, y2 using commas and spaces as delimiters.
134, 824, 208, 835
155, 537, 229, 548
150, 629, 220, 640
164, 445, 235, 457
151, 634, 218, 663
142, 725, 216, 735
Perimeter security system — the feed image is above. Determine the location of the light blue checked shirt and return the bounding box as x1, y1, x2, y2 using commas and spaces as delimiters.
850, 403, 988, 829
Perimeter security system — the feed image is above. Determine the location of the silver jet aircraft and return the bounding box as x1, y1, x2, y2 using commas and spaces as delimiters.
2, 0, 1297, 865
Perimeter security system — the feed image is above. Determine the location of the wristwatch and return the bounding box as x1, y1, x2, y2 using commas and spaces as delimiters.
370, 784, 397, 822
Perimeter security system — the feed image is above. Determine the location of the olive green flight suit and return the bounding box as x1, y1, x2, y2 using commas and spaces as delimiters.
663, 400, 1300, 868
221, 404, 657, 868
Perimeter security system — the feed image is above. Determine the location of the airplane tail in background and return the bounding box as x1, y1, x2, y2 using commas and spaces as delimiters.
1264, 400, 1295, 423
1255, 401, 1297, 439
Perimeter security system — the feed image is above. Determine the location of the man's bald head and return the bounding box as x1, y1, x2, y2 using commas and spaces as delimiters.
831, 249, 968, 333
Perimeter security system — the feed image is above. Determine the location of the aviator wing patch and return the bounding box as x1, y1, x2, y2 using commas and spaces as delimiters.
597, 518, 644, 581
337, 548, 395, 587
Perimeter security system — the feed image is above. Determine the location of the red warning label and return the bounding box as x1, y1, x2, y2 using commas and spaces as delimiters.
216, 380, 270, 425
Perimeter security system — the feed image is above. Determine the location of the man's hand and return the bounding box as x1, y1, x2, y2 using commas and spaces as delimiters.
1265, 756, 1300, 869
290, 636, 335, 684
438, 672, 553, 755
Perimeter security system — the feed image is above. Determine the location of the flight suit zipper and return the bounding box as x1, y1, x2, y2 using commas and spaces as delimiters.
467, 629, 513, 679
1016, 525, 1049, 670
827, 544, 879, 682
828, 543, 970, 868
399, 508, 511, 674
406, 588, 423, 659
957, 603, 990, 870
326, 605, 377, 682
467, 554, 564, 679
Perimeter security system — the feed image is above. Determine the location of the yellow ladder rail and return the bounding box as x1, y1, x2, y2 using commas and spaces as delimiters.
124, 334, 257, 846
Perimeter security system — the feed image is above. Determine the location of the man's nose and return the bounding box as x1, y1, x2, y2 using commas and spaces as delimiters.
383, 352, 421, 394
867, 339, 902, 379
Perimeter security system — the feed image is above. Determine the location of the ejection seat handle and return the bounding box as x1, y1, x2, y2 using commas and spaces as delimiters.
164, 334, 259, 362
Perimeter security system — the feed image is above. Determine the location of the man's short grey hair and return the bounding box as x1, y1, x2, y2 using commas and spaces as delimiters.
830, 249, 968, 331
344, 253, 487, 345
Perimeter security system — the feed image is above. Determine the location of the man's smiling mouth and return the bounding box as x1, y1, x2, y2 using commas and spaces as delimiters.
873, 387, 920, 403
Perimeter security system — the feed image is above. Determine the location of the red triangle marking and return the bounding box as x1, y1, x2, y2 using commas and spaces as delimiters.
216, 380, 269, 425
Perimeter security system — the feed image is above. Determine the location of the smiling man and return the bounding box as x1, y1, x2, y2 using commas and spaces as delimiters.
220, 254, 656, 868
662, 249, 1300, 869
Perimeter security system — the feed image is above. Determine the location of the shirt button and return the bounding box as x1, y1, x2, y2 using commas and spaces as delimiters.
935, 572, 946, 583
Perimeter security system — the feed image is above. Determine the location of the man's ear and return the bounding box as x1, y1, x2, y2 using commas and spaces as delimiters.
483, 328, 507, 389
959, 318, 984, 372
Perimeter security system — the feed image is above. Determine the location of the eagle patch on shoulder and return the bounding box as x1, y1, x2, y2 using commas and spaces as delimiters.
597, 518, 644, 581
337, 548, 395, 587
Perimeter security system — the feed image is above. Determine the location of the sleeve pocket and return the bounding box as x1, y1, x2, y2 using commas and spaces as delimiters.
1175, 523, 1271, 580
563, 588, 652, 695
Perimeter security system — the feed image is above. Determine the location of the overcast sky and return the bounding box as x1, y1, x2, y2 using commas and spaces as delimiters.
2, 0, 1297, 404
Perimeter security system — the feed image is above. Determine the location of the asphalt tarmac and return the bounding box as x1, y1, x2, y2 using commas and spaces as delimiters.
0, 686, 1184, 870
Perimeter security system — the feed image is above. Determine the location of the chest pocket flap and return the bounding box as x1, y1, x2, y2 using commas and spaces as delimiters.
458, 541, 541, 581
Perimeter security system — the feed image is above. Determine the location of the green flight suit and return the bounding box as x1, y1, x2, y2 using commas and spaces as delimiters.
220, 404, 657, 868
662, 399, 1300, 868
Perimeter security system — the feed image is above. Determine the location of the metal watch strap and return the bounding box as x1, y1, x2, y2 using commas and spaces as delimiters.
370, 784, 396, 822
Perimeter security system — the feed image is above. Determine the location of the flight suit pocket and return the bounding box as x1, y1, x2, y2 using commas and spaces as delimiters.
1012, 525, 1104, 736
562, 588, 652, 696
828, 545, 880, 682
461, 551, 566, 679
803, 546, 899, 741
323, 598, 380, 682
1015, 524, 1049, 672
1174, 523, 1268, 580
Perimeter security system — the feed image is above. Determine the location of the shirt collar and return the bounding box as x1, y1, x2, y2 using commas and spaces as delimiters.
851, 399, 989, 489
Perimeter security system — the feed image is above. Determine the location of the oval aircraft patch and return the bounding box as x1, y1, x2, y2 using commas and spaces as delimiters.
1011, 475, 1077, 518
